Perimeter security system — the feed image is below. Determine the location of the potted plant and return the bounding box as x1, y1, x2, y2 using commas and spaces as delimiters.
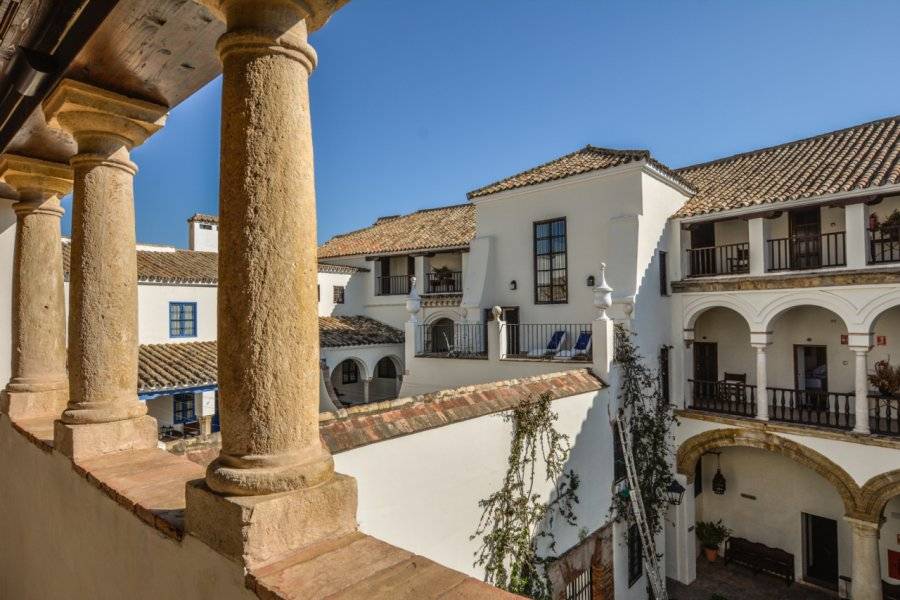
868, 359, 900, 397
695, 520, 732, 562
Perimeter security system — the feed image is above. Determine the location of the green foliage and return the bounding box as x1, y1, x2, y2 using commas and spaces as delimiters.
471, 392, 580, 599
695, 520, 733, 549
609, 325, 678, 541
869, 358, 900, 396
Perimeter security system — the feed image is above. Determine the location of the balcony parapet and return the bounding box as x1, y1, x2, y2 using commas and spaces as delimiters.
672, 264, 900, 293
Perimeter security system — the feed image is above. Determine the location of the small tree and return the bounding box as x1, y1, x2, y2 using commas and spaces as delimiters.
610, 325, 678, 544
471, 392, 580, 599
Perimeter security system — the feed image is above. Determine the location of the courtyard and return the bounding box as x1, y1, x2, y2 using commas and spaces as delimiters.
667, 559, 834, 600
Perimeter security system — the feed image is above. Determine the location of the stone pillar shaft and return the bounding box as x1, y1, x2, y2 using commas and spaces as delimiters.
852, 347, 870, 434
845, 517, 881, 600
207, 1, 334, 495
753, 344, 768, 421
0, 156, 72, 418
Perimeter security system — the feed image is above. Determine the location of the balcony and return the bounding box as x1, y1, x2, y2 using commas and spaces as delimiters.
499, 323, 593, 361
870, 224, 900, 264
766, 231, 846, 271
686, 243, 749, 277
425, 270, 463, 294
414, 322, 487, 358
687, 379, 899, 437
375, 274, 411, 296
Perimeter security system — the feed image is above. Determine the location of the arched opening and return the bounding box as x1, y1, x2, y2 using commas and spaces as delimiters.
688, 306, 753, 416
767, 305, 851, 427
428, 317, 455, 354
330, 358, 366, 405
371, 355, 401, 402
868, 304, 900, 436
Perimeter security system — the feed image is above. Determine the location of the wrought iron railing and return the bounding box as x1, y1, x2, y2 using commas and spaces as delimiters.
766, 232, 846, 271
374, 274, 411, 296
414, 322, 486, 358
500, 323, 593, 361
768, 387, 853, 429
686, 243, 750, 277
425, 271, 463, 294
869, 225, 900, 264
687, 379, 756, 417
869, 394, 900, 436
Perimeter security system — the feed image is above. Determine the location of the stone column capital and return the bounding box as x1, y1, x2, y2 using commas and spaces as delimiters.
43, 79, 168, 154
843, 515, 881, 536
210, 0, 348, 34
749, 331, 772, 347
0, 154, 73, 206
215, 0, 318, 72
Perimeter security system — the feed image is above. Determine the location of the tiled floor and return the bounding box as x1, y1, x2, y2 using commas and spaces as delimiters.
667, 558, 835, 600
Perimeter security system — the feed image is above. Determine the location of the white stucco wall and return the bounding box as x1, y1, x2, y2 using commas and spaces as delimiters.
316, 271, 357, 316
188, 220, 218, 252
136, 284, 217, 344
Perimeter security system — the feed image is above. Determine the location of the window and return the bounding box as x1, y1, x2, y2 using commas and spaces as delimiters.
534, 218, 567, 304
169, 302, 197, 338
173, 393, 196, 424
659, 346, 670, 403
613, 423, 626, 483
694, 458, 702, 497
333, 285, 345, 304
199, 223, 213, 230
658, 250, 668, 296
341, 360, 359, 384
376, 357, 397, 379
627, 523, 642, 587
564, 569, 591, 600
318, 284, 320, 301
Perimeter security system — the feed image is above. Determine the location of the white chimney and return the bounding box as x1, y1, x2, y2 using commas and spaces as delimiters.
187, 213, 218, 252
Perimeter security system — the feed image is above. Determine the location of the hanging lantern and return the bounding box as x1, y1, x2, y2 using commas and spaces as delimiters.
712, 453, 726, 495
666, 479, 686, 505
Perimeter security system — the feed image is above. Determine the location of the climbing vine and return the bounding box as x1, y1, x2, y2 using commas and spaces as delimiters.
609, 324, 678, 542
471, 392, 580, 599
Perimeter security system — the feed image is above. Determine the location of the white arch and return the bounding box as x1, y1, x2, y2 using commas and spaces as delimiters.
859, 288, 900, 332
423, 310, 459, 325
757, 291, 856, 331
683, 295, 756, 331
329, 356, 368, 381
373, 354, 403, 378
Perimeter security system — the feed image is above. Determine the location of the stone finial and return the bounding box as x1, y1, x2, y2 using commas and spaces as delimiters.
406, 277, 421, 322
593, 262, 613, 319
491, 305, 502, 321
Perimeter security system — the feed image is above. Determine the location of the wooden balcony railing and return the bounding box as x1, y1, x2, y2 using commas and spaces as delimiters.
766, 232, 846, 271
768, 387, 854, 429
687, 379, 756, 417
375, 274, 411, 296
686, 243, 750, 277
869, 225, 900, 264
870, 394, 900, 436
425, 271, 463, 294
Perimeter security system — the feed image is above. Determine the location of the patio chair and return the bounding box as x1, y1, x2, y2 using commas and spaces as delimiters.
527, 330, 567, 358
555, 331, 592, 360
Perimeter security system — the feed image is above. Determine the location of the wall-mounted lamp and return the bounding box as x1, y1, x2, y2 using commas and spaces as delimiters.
508, 280, 517, 291
666, 479, 686, 505
586, 275, 595, 287
712, 453, 726, 495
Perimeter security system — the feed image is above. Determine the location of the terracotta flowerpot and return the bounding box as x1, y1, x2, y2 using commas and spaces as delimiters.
703, 546, 719, 562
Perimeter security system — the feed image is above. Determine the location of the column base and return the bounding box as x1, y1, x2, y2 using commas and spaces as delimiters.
0, 385, 68, 419
54, 415, 158, 461
186, 473, 358, 567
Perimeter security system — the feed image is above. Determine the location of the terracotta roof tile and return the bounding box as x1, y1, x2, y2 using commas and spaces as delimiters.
675, 115, 900, 217
466, 145, 691, 199
62, 242, 362, 284
318, 204, 475, 259
187, 213, 218, 224
137, 318, 401, 393
318, 369, 604, 454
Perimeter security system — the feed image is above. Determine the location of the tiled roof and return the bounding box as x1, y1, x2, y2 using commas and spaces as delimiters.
62, 242, 363, 284
319, 316, 404, 347
675, 115, 900, 218
188, 213, 218, 224
318, 203, 475, 259
138, 341, 217, 393
136, 317, 402, 393
467, 145, 692, 199
319, 369, 604, 453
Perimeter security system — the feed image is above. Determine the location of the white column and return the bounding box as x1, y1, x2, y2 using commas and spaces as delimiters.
750, 331, 770, 421
666, 473, 696, 585
748, 217, 766, 275
852, 346, 871, 434
669, 223, 684, 281
362, 378, 371, 403
845, 202, 868, 269
845, 517, 881, 600
487, 316, 505, 361
683, 331, 695, 408
413, 255, 426, 295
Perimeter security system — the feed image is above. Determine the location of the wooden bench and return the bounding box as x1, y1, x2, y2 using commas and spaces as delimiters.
725, 537, 794, 585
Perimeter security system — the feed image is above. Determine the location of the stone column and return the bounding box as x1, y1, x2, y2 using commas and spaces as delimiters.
43, 79, 167, 460
748, 217, 766, 275
845, 202, 868, 269
750, 331, 771, 421
362, 377, 371, 403
844, 516, 881, 600
186, 0, 356, 567
852, 346, 871, 434
0, 155, 72, 419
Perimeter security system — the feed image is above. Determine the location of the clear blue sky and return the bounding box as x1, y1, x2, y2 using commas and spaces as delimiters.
61, 0, 900, 248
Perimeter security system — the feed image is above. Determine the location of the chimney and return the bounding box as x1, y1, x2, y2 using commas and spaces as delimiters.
187, 213, 218, 252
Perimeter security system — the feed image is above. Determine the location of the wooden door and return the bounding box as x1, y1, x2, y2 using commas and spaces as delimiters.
790, 208, 822, 269
693, 342, 718, 402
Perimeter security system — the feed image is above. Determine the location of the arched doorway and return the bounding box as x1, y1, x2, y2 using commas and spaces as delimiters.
688, 306, 753, 416
330, 358, 366, 405
428, 318, 455, 354
371, 355, 401, 402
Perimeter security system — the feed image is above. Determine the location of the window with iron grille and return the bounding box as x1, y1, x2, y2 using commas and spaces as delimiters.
341, 360, 359, 384
333, 285, 345, 304
564, 568, 591, 600
534, 217, 567, 304
173, 393, 196, 424
169, 302, 197, 338
628, 523, 643, 587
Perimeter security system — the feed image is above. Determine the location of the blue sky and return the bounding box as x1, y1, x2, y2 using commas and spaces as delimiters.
61, 0, 900, 247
